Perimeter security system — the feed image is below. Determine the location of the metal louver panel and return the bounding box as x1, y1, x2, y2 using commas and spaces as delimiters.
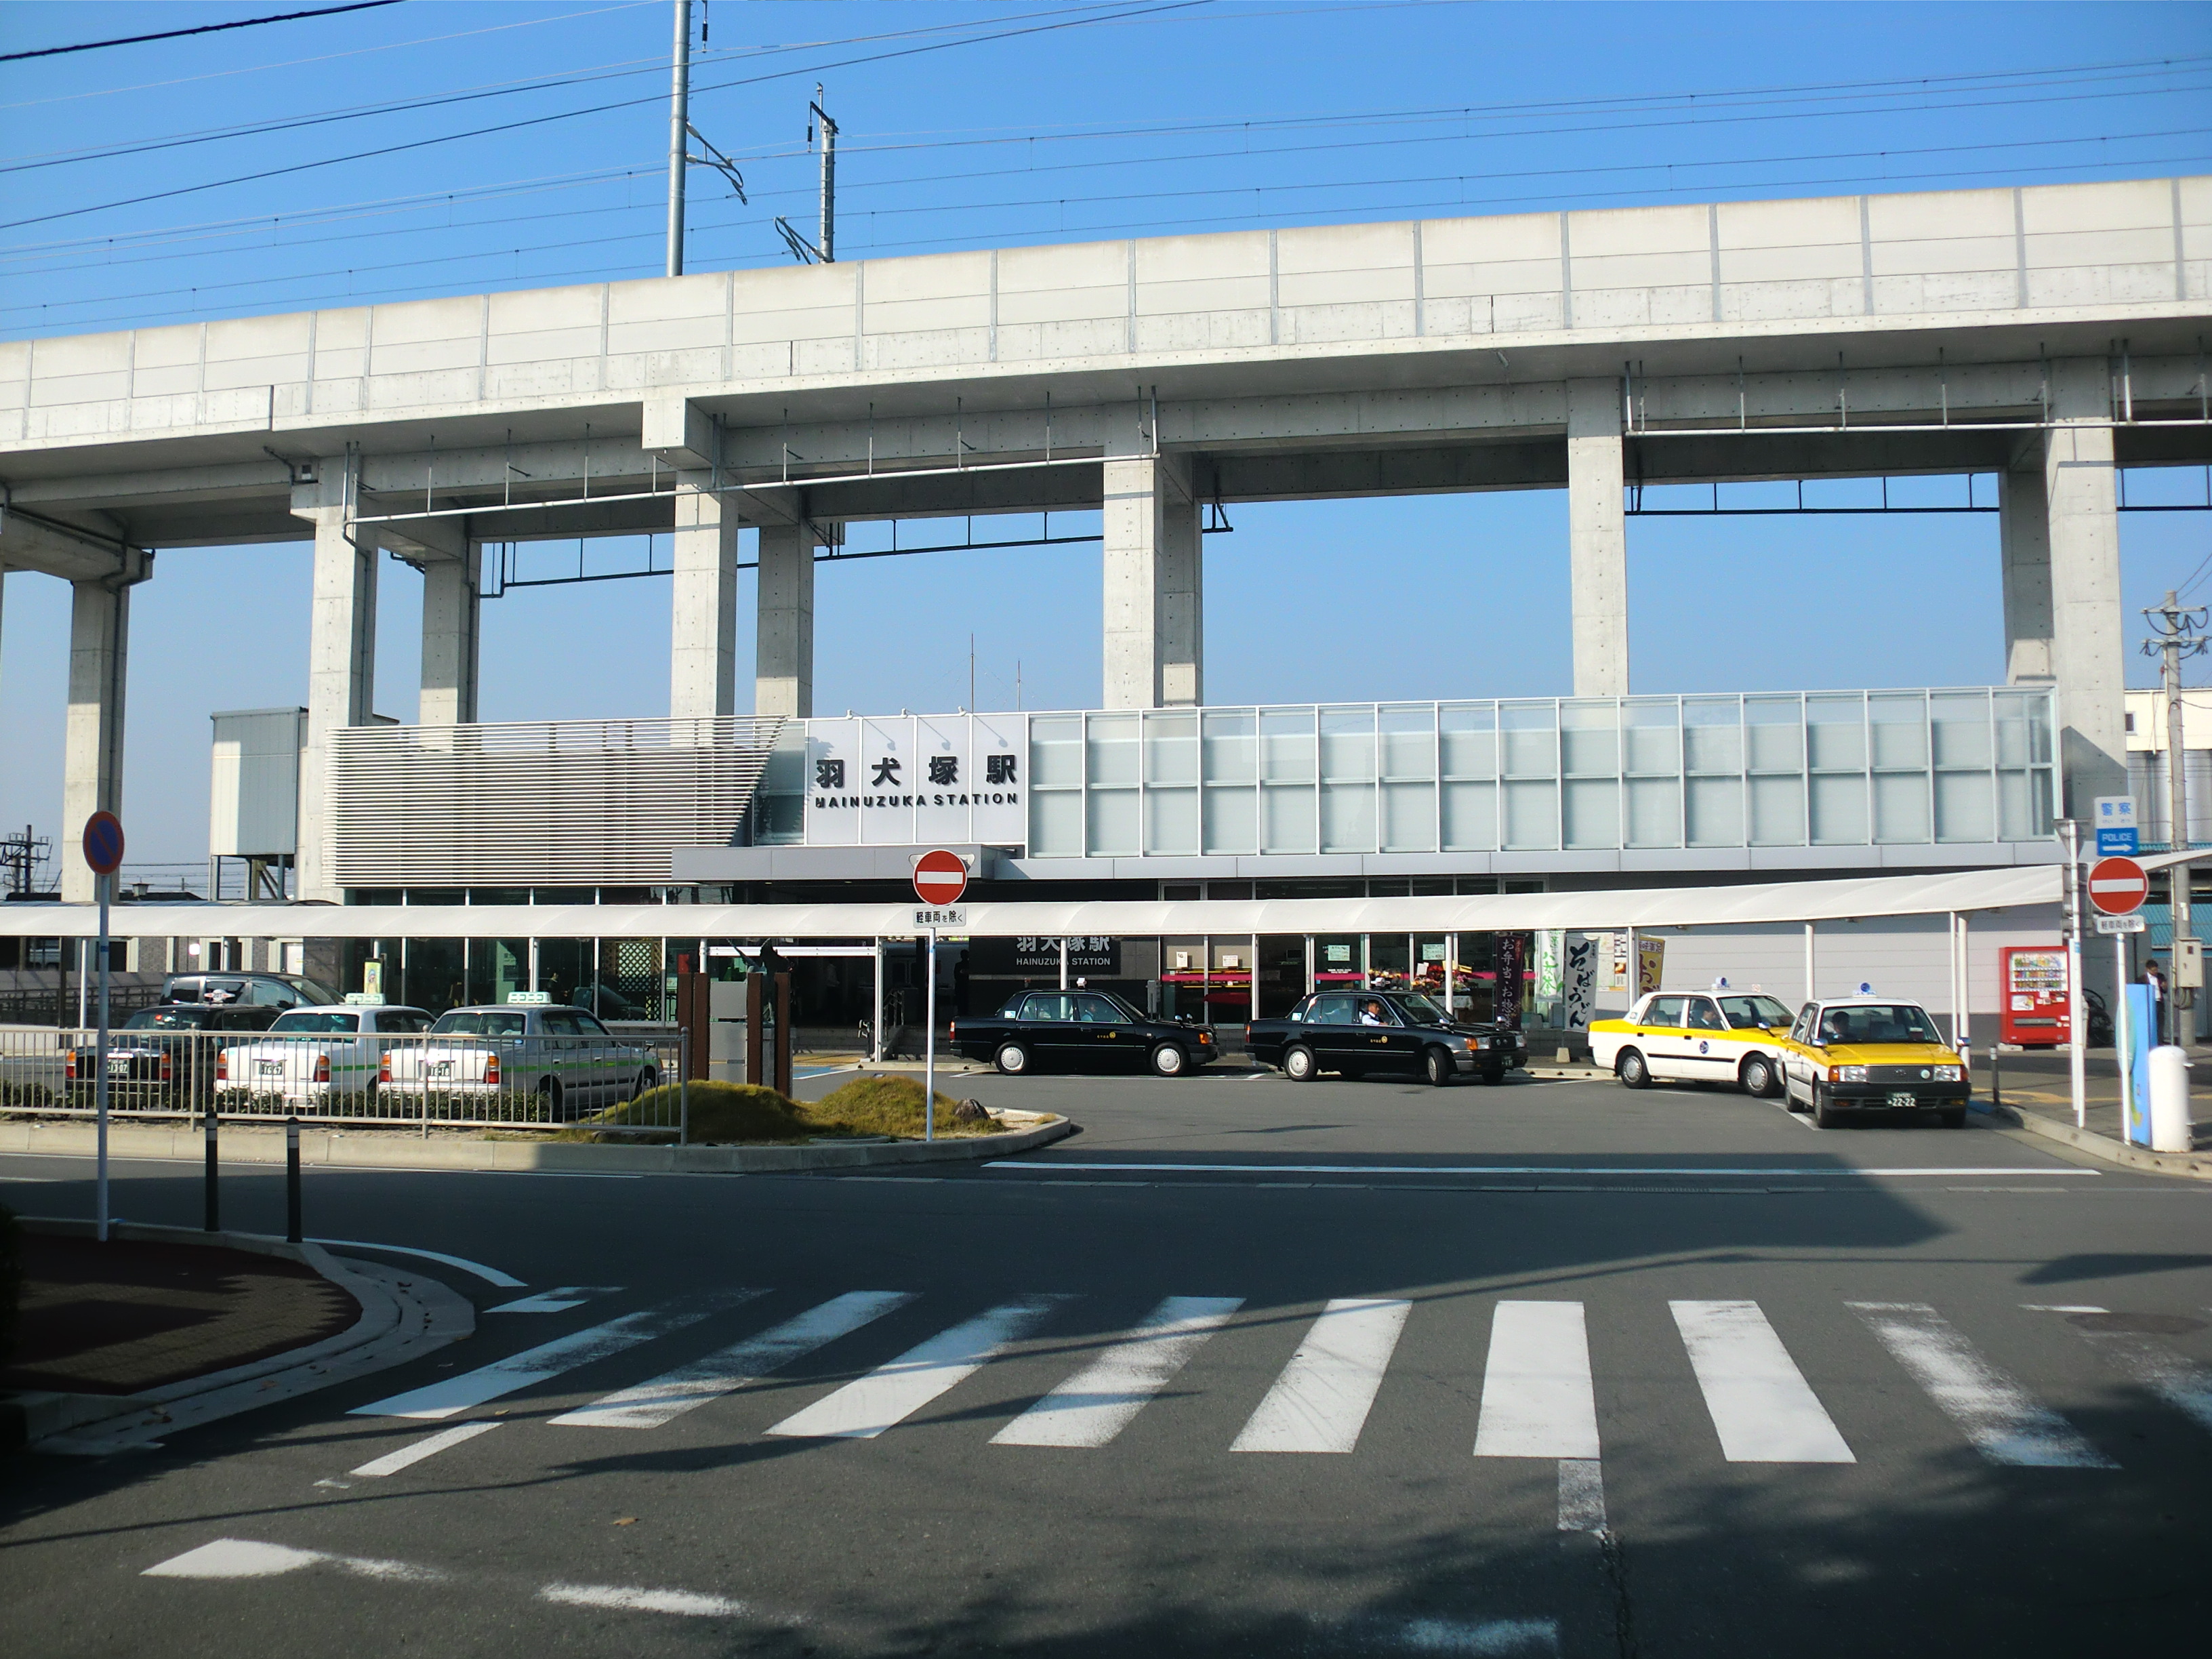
326, 716, 783, 888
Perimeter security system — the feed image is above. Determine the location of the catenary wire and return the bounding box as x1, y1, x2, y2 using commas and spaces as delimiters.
0, 1, 406, 65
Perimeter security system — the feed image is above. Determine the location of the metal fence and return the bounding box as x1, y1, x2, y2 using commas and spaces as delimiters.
0, 1025, 692, 1136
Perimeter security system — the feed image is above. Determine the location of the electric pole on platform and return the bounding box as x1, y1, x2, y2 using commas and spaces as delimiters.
775, 85, 838, 264
665, 0, 746, 278
2144, 588, 2209, 1042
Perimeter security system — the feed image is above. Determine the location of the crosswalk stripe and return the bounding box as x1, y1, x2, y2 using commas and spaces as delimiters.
1231, 1298, 1412, 1454
1849, 1302, 2117, 1468
992, 1296, 1244, 1448
1670, 1300, 1856, 1464
2060, 1319, 2212, 1437
1473, 1301, 1600, 1460
348, 1421, 502, 1477
351, 1292, 763, 1420
764, 1295, 1073, 1440
551, 1292, 917, 1430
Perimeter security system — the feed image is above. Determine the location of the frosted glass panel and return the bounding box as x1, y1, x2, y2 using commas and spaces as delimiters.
1687, 777, 1743, 846
1626, 777, 1682, 847
1382, 781, 1437, 851
1320, 780, 1377, 852
1261, 710, 1316, 783
1749, 775, 1806, 845
1811, 773, 1868, 843
1997, 770, 2044, 840
1744, 700, 1805, 772
1563, 779, 1620, 848
1087, 787, 1139, 855
1869, 696, 1929, 769
1501, 706, 1557, 777
1622, 706, 1681, 775
1203, 712, 1256, 783
1503, 779, 1559, 849
1144, 711, 1199, 784
1441, 780, 1498, 850
1087, 714, 1139, 786
1561, 707, 1619, 777
1263, 785, 1317, 853
1872, 772, 1930, 843
1439, 705, 1497, 777
1030, 789, 1082, 857
1146, 787, 1198, 855
1204, 787, 1257, 855
1806, 696, 1866, 769
1933, 771, 1994, 843
1683, 701, 1742, 774
1379, 709, 1436, 780
1031, 715, 1084, 786
1319, 708, 1377, 782
1929, 695, 1992, 768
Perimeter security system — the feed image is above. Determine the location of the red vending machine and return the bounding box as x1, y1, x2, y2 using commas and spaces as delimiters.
1999, 946, 2071, 1048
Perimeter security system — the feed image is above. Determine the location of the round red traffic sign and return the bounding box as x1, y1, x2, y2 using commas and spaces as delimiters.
912, 848, 968, 907
82, 811, 125, 877
2088, 855, 2149, 916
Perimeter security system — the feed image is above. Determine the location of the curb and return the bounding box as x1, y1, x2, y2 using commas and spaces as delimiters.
0, 1113, 1075, 1175
1972, 1101, 2212, 1182
3, 1218, 475, 1454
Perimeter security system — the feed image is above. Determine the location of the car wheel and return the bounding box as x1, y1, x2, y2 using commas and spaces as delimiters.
634, 1067, 659, 1102
1618, 1049, 1650, 1090
1940, 1107, 1967, 1129
1150, 1043, 1188, 1078
537, 1078, 565, 1122
1424, 1046, 1454, 1087
1813, 1086, 1842, 1130
1740, 1054, 1776, 1098
994, 1042, 1030, 1076
1283, 1045, 1317, 1082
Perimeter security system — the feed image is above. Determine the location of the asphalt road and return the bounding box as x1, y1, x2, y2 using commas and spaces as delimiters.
3, 1067, 2209, 1657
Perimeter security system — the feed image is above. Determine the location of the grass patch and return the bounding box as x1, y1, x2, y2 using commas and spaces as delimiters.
559, 1073, 1003, 1143
803, 1073, 998, 1139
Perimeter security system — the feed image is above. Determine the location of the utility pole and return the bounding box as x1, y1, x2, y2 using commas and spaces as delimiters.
774, 85, 838, 264
2144, 588, 2209, 1046
665, 0, 745, 279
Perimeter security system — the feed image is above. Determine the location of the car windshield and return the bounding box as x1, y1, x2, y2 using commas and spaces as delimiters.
1393, 994, 1449, 1024
1719, 995, 1793, 1029
270, 1011, 361, 1033
1818, 1003, 1942, 1046
280, 975, 341, 1007
432, 1010, 527, 1037
125, 1006, 207, 1029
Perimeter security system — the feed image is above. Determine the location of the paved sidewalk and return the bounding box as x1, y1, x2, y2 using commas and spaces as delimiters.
1986, 1049, 2212, 1154
3, 1231, 358, 1397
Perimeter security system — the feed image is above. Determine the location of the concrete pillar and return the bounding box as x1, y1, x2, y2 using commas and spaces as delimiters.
1566, 377, 1629, 699
756, 520, 818, 719
60, 577, 131, 904
1102, 451, 1200, 708
419, 540, 482, 725
670, 473, 739, 720
2044, 357, 2126, 815
1998, 459, 2055, 682
294, 463, 377, 902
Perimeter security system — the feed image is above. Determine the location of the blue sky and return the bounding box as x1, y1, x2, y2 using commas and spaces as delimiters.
1, 1, 2209, 873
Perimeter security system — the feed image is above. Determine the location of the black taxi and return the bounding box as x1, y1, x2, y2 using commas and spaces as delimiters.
952, 989, 1217, 1077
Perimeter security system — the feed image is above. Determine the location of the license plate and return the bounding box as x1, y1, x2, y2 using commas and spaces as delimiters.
430, 1061, 452, 1077
1887, 1090, 1919, 1108
258, 1059, 285, 1075
106, 1056, 131, 1078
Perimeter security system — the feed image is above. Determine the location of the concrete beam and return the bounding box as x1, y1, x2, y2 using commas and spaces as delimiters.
1102, 450, 1200, 708
0, 506, 150, 583
419, 541, 482, 726
60, 575, 135, 903
2045, 357, 2126, 815
756, 521, 819, 718
293, 464, 377, 901
1999, 464, 2054, 684
670, 471, 739, 720
1567, 378, 1629, 699
641, 397, 716, 470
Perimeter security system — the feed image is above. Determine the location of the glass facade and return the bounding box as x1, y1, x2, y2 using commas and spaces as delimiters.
1022, 689, 2054, 859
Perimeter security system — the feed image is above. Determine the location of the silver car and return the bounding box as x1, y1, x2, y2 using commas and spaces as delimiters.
377, 1003, 659, 1119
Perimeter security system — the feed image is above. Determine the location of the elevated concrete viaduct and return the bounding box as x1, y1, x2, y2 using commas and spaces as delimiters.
3, 176, 2209, 898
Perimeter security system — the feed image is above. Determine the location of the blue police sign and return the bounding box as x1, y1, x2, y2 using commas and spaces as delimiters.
2094, 795, 2139, 857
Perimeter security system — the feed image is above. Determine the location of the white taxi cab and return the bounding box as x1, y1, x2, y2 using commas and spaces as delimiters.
1776, 996, 1969, 1128
1588, 988, 1795, 1096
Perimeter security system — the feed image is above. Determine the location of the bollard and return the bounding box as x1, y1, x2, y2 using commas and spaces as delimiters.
2148, 1045, 2194, 1153
285, 1115, 303, 1244
203, 1101, 220, 1232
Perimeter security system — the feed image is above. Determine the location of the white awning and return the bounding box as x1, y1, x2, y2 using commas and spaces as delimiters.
0, 863, 2061, 940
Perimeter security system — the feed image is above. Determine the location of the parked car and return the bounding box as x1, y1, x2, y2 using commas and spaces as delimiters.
1244, 989, 1528, 1086
952, 990, 1217, 1077
1775, 996, 1969, 1128
1589, 989, 1796, 1096
377, 1002, 659, 1119
163, 971, 340, 1013
214, 1004, 434, 1109
66, 1002, 284, 1107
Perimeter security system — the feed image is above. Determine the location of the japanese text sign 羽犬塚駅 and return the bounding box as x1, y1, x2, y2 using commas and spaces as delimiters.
802, 714, 1027, 849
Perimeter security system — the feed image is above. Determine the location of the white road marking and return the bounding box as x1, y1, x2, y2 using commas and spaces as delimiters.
2055, 1318, 2212, 1435
1382, 1615, 1561, 1654
2021, 1304, 2108, 1314
539, 1582, 756, 1618
348, 1420, 502, 1477
143, 1538, 441, 1582
983, 1161, 2091, 1179
993, 1295, 1244, 1448
1555, 1459, 1607, 1534
1473, 1301, 1600, 1460
310, 1239, 523, 1287
1669, 1300, 1856, 1463
1230, 1298, 1412, 1454
765, 1294, 1072, 1439
489, 1287, 621, 1313
1849, 1301, 2118, 1467
352, 1292, 760, 1420
554, 1291, 916, 1429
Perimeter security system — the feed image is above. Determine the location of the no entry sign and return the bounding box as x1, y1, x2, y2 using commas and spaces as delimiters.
82, 811, 125, 877
2087, 855, 2149, 916
912, 848, 969, 907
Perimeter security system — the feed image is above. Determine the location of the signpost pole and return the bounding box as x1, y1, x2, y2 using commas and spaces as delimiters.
923, 926, 937, 1143
95, 869, 110, 1243
2064, 819, 2086, 1128
2116, 930, 2133, 1141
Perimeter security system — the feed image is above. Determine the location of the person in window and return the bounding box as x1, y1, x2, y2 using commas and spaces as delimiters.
1359, 1000, 1387, 1025
1683, 1000, 1725, 1031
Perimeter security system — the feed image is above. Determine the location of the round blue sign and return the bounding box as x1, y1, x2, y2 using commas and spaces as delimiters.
83, 811, 125, 876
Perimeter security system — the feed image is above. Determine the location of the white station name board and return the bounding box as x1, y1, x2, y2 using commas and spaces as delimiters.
803, 713, 1027, 849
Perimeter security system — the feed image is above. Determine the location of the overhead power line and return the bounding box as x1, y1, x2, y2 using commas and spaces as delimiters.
0, 0, 405, 65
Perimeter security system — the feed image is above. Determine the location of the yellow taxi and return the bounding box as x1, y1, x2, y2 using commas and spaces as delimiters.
1588, 986, 1796, 1097
1775, 995, 1969, 1129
